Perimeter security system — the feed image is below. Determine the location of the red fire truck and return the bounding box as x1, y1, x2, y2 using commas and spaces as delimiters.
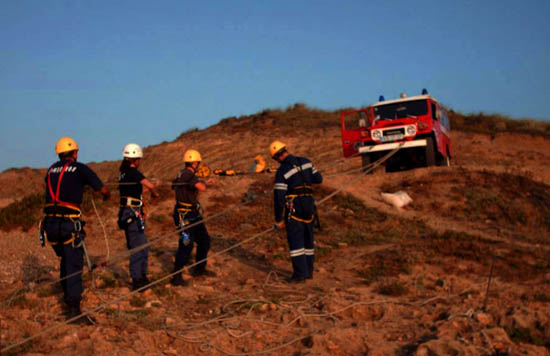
340, 89, 452, 172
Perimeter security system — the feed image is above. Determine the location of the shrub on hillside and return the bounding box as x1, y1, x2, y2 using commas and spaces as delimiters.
177, 105, 550, 141
448, 110, 550, 138
0, 193, 43, 231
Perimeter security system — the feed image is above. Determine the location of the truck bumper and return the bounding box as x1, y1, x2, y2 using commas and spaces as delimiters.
358, 139, 427, 154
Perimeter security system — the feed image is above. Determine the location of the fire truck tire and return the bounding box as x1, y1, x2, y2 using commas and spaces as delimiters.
425, 137, 436, 167
361, 154, 373, 173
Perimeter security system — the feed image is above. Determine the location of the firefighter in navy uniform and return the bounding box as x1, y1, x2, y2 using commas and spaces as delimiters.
41, 137, 110, 325
117, 143, 160, 291
170, 149, 216, 286
270, 141, 323, 283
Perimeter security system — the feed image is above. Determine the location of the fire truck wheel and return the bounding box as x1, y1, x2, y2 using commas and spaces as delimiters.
425, 137, 436, 167
361, 154, 373, 174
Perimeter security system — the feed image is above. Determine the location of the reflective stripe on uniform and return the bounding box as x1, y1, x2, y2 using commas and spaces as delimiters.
312, 167, 318, 174
289, 248, 305, 257
283, 162, 313, 180
274, 183, 288, 191
305, 249, 314, 256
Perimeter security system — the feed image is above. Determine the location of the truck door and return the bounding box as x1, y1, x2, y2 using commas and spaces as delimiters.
430, 102, 442, 155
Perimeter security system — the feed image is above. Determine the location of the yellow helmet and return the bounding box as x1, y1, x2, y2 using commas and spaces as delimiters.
269, 140, 286, 158
183, 149, 202, 163
55, 136, 79, 154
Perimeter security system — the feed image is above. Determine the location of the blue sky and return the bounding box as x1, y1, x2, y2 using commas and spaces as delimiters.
1, 0, 549, 171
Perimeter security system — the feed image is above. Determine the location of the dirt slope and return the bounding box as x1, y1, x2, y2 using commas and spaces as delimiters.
0, 109, 549, 355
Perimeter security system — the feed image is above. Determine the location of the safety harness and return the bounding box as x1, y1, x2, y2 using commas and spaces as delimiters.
118, 196, 145, 231
119, 196, 143, 208
285, 185, 314, 223
42, 161, 83, 246
175, 201, 202, 245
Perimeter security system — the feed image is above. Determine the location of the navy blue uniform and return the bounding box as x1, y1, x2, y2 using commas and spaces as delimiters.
172, 169, 211, 274
118, 167, 148, 282
42, 160, 103, 307
274, 155, 322, 279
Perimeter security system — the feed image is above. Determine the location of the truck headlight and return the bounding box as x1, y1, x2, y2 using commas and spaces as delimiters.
406, 125, 416, 135
371, 130, 382, 140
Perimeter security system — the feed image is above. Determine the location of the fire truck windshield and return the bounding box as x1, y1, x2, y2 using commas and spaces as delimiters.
374, 100, 428, 122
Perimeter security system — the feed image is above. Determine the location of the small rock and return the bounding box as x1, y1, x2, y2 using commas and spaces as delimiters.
337, 242, 348, 248
327, 340, 339, 350
145, 300, 162, 308
485, 327, 512, 351
164, 347, 178, 355
511, 312, 531, 330
415, 346, 429, 356
240, 223, 254, 230
318, 267, 326, 274
245, 279, 256, 285
165, 317, 175, 325
476, 313, 493, 327
59, 332, 79, 348
259, 304, 269, 312
200, 286, 214, 293
142, 289, 153, 297
269, 303, 277, 311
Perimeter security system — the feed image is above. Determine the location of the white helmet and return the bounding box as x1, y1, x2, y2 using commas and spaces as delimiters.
123, 143, 143, 158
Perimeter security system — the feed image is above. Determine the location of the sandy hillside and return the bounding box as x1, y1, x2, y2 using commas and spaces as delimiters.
0, 108, 549, 355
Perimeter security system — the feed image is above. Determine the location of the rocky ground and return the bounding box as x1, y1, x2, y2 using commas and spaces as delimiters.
0, 114, 549, 355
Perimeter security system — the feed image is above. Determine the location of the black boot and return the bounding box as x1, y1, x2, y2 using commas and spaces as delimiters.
190, 266, 217, 277
132, 278, 141, 291
67, 303, 96, 326
285, 275, 306, 284
139, 276, 151, 292
170, 273, 187, 286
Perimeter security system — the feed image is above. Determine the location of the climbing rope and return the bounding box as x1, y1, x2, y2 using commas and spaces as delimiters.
91, 197, 110, 261
1, 144, 404, 353
1, 149, 379, 307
